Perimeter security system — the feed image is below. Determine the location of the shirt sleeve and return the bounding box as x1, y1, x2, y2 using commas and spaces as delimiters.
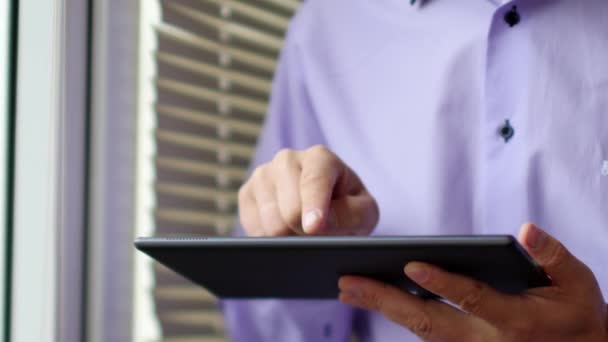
220, 10, 356, 342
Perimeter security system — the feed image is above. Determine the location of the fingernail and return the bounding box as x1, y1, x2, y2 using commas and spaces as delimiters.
525, 224, 546, 250
404, 263, 430, 284
302, 209, 322, 233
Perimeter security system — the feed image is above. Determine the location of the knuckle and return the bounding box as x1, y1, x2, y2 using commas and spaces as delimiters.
458, 282, 485, 315
273, 148, 296, 165
251, 165, 272, 189
307, 145, 340, 165
307, 144, 331, 156
545, 242, 569, 268
367, 292, 384, 312
407, 314, 432, 339
362, 286, 388, 312
250, 165, 265, 181
300, 169, 330, 187
238, 183, 258, 213
320, 152, 341, 170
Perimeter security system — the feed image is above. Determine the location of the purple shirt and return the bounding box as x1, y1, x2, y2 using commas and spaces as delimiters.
223, 0, 608, 340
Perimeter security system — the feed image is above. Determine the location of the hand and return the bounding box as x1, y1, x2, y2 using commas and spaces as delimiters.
238, 145, 379, 236
338, 223, 608, 341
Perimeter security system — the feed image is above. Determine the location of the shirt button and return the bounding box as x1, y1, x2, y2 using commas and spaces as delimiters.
504, 6, 521, 27
499, 120, 515, 142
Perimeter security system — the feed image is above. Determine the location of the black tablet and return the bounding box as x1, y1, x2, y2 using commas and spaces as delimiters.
134, 235, 551, 299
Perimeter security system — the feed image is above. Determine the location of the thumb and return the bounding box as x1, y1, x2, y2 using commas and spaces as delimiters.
518, 223, 586, 287
324, 193, 379, 236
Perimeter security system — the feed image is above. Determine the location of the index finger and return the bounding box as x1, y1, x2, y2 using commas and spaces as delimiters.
338, 275, 487, 341
404, 262, 519, 324
299, 146, 342, 234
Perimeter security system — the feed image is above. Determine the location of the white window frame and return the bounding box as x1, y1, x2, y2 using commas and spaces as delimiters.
10, 0, 90, 341
10, 0, 63, 341
0, 0, 13, 339
12, 0, 143, 340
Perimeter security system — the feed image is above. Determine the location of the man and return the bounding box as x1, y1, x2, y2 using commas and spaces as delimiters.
222, 0, 608, 340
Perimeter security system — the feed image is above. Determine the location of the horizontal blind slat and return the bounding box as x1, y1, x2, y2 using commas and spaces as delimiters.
155, 156, 247, 180
157, 78, 267, 117
161, 310, 225, 331
157, 24, 276, 73
156, 182, 237, 203
156, 208, 235, 231
157, 51, 272, 94
156, 129, 255, 159
157, 104, 262, 138
156, 286, 218, 303
259, 0, 299, 12
198, 0, 290, 31
166, 2, 283, 52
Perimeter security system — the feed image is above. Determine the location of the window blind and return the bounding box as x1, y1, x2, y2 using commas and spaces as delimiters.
153, 1, 297, 340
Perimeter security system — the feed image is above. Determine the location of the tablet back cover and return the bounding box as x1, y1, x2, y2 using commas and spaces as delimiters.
134, 236, 550, 299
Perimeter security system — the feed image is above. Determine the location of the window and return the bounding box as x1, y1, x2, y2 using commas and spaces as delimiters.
2, 2, 300, 341
134, 1, 298, 341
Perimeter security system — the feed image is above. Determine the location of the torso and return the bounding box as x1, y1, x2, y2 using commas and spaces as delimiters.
293, 0, 608, 339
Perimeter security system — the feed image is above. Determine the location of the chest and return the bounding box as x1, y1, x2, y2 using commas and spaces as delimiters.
304, 0, 608, 276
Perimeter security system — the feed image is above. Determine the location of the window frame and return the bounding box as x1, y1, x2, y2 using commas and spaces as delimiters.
86, 1, 141, 342
10, 0, 63, 340
9, 0, 91, 341
0, 0, 16, 340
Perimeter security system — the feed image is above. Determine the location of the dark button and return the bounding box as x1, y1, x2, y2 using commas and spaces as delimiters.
500, 120, 515, 142
504, 6, 521, 27
323, 323, 332, 338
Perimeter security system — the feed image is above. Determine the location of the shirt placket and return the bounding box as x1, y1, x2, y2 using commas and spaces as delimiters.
481, 1, 531, 235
